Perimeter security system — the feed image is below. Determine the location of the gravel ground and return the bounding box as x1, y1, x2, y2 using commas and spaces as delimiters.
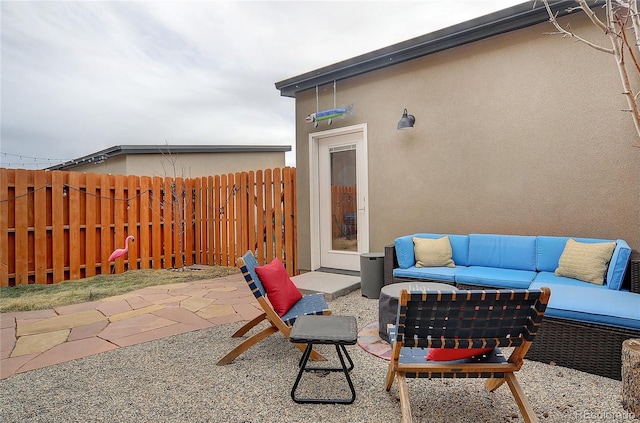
0, 289, 636, 423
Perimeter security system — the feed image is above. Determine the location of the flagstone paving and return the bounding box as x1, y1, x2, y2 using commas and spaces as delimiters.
0, 273, 263, 380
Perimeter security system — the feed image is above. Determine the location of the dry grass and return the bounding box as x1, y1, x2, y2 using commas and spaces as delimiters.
0, 266, 239, 313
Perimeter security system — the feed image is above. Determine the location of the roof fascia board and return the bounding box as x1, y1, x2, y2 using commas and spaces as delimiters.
275, 0, 578, 98
115, 145, 291, 154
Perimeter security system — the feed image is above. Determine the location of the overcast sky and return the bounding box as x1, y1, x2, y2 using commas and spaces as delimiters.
1, 0, 524, 169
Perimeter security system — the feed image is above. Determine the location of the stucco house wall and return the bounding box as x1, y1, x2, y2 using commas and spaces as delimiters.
289, 9, 639, 271
49, 145, 290, 177
68, 151, 286, 177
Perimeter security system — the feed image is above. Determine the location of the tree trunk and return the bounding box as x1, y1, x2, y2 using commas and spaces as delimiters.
622, 338, 640, 418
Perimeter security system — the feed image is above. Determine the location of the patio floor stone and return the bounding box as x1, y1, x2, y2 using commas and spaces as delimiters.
96, 299, 133, 316
180, 296, 214, 312
99, 314, 176, 342
1, 326, 16, 358
151, 306, 213, 330
1, 354, 37, 379
68, 319, 109, 342
16, 310, 107, 337
0, 273, 255, 379
108, 304, 164, 323
110, 322, 194, 348
11, 329, 70, 357
125, 296, 154, 310
17, 337, 118, 374
0, 272, 308, 380
231, 303, 264, 321
195, 304, 235, 320
54, 301, 103, 315
0, 315, 16, 329
0, 273, 261, 379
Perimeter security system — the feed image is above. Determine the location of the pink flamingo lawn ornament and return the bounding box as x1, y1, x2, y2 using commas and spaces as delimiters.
109, 236, 135, 271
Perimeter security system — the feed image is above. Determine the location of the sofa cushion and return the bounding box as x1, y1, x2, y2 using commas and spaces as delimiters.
536, 236, 631, 290
537, 236, 573, 273
607, 239, 632, 290
413, 236, 455, 268
393, 266, 463, 283
533, 271, 610, 289
395, 235, 418, 269
555, 239, 616, 285
455, 266, 536, 289
467, 234, 536, 271
530, 281, 640, 330
395, 234, 469, 268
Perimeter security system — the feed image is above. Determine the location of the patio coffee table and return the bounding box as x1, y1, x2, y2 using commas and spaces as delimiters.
378, 282, 456, 342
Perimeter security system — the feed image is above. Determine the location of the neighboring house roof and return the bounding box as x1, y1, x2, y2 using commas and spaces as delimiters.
275, 0, 576, 98
47, 144, 292, 171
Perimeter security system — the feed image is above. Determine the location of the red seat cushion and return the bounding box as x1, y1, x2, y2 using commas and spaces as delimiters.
255, 257, 303, 317
426, 348, 494, 361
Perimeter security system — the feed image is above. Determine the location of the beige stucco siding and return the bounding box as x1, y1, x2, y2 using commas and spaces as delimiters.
295, 13, 639, 270
67, 152, 285, 177
70, 155, 128, 176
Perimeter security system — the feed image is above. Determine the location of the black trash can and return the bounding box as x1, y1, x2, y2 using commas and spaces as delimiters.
360, 252, 385, 299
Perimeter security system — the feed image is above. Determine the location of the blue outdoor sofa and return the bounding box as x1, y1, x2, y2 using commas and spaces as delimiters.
383, 233, 640, 380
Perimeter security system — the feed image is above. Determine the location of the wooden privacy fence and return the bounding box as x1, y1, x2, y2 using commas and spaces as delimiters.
0, 167, 297, 286
331, 186, 357, 239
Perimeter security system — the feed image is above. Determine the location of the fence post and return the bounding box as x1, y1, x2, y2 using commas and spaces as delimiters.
127, 174, 140, 271
139, 176, 151, 269
283, 167, 297, 276
193, 178, 200, 263
34, 170, 49, 283
68, 171, 81, 280
85, 173, 97, 278
255, 170, 265, 264
264, 168, 273, 264
99, 174, 112, 275
185, 177, 194, 266
151, 176, 162, 269
0, 169, 7, 286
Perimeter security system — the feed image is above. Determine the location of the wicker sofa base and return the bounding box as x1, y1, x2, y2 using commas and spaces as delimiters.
526, 317, 640, 381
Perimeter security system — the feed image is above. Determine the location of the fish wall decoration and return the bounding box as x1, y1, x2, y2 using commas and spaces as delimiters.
305, 105, 353, 127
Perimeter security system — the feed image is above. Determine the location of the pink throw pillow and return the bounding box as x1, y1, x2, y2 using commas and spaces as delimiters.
426, 348, 494, 361
255, 257, 302, 317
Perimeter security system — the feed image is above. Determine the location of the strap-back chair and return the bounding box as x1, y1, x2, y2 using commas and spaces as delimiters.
385, 287, 550, 423
216, 251, 332, 365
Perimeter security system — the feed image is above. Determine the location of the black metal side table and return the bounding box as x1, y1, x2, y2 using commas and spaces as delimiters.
289, 315, 358, 404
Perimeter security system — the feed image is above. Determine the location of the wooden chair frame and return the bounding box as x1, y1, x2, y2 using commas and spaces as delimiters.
385, 287, 551, 423
216, 251, 332, 365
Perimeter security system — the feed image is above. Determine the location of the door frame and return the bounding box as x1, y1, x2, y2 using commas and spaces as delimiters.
309, 123, 369, 271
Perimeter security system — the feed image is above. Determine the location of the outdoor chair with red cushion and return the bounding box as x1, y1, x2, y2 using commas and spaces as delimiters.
216, 251, 331, 365
385, 287, 550, 423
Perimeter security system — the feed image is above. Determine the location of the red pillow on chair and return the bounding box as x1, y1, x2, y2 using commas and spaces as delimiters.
255, 257, 302, 317
426, 348, 494, 361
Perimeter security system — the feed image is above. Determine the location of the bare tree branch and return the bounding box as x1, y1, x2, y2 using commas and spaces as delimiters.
630, 0, 640, 50
578, 0, 609, 32
542, 0, 615, 53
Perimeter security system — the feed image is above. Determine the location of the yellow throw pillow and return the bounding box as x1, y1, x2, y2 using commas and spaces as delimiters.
555, 239, 616, 285
413, 236, 455, 268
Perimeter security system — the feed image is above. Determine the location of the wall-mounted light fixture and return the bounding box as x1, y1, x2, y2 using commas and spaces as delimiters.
397, 109, 415, 130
